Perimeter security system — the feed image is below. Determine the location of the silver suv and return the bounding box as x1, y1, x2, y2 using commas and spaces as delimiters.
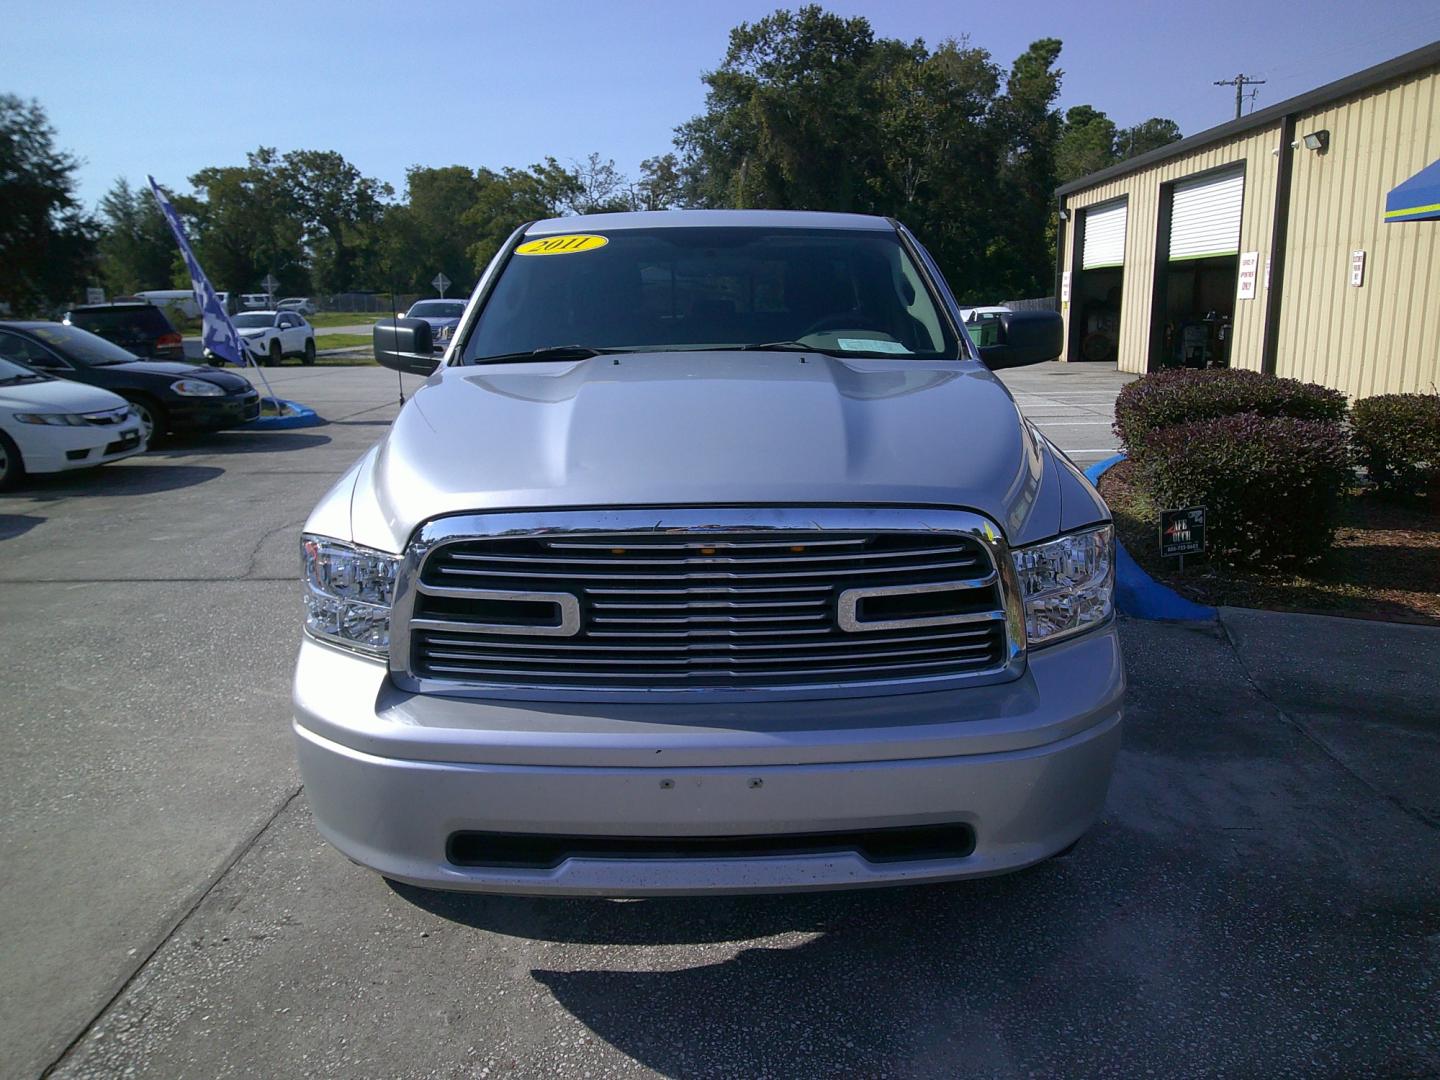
294, 210, 1122, 895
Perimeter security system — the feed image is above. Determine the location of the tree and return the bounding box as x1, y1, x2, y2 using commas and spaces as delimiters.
462, 159, 584, 274
1116, 117, 1183, 162
278, 150, 392, 293
187, 148, 308, 297
1056, 105, 1118, 183
0, 95, 96, 314
96, 177, 181, 294
382, 165, 486, 293
634, 153, 684, 211
571, 153, 631, 214
986, 37, 1065, 298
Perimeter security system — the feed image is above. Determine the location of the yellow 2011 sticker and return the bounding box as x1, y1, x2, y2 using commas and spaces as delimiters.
514, 234, 609, 256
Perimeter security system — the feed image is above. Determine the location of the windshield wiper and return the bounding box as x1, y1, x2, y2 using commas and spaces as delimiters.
730, 341, 849, 356
0, 372, 48, 384
471, 345, 613, 365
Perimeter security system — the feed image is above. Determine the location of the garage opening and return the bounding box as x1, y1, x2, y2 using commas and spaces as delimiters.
1075, 198, 1127, 362
1155, 166, 1244, 369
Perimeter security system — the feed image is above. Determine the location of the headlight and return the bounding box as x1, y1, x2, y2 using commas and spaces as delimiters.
302, 535, 400, 657
170, 379, 225, 397
13, 412, 88, 426
1012, 524, 1114, 646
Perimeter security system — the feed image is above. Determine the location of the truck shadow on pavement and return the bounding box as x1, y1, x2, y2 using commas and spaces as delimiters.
0, 513, 44, 540
2, 464, 223, 499
146, 431, 331, 457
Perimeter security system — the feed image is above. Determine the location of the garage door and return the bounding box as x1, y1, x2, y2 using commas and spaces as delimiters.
1081, 200, 1127, 269
1169, 167, 1244, 260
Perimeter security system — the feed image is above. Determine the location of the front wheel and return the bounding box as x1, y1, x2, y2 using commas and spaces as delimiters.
128, 398, 164, 444
267, 341, 283, 367
302, 338, 316, 365
0, 431, 25, 491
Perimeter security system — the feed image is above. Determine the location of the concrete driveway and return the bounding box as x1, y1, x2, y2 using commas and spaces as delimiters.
1, 363, 1435, 1079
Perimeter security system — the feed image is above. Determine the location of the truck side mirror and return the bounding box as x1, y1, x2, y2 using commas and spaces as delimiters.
374, 318, 438, 376
978, 309, 1063, 369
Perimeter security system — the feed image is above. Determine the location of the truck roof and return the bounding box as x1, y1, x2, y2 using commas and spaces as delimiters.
523, 209, 896, 235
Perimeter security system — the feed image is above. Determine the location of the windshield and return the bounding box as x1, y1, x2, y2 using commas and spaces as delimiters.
28, 324, 139, 366
233, 314, 274, 328
409, 301, 465, 319
0, 355, 47, 382
462, 226, 958, 363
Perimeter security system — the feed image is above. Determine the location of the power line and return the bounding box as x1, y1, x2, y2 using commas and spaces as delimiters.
1214, 73, 1267, 119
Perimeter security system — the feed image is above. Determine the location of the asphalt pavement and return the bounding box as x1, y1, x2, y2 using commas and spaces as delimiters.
1, 361, 1435, 1079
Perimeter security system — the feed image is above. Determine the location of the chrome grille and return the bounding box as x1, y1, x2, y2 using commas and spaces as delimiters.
400, 511, 1018, 693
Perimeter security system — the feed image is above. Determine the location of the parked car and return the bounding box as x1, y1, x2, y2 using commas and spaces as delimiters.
229, 310, 316, 366
0, 322, 260, 441
296, 209, 1121, 896
0, 354, 145, 489
63, 302, 184, 361
403, 298, 467, 352
240, 293, 272, 311
277, 297, 318, 316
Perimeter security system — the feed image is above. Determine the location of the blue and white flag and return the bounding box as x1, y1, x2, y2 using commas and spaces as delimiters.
147, 175, 255, 368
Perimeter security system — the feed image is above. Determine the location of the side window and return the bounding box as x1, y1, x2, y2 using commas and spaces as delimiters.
0, 331, 67, 369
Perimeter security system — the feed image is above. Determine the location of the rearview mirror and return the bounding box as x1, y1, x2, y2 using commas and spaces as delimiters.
374, 318, 438, 376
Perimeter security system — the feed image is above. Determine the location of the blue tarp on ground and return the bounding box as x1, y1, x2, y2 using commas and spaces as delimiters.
1385, 158, 1440, 222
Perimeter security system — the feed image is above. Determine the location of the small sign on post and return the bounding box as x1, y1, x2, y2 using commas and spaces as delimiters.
261, 273, 280, 303
431, 272, 452, 298
85, 287, 106, 305
1159, 506, 1206, 570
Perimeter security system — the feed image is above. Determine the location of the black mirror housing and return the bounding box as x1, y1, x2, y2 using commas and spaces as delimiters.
977, 309, 1063, 369
374, 318, 438, 376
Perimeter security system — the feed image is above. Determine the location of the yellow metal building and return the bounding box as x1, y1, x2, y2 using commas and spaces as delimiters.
1055, 42, 1440, 399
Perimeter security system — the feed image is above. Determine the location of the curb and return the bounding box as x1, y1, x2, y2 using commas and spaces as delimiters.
1085, 454, 1218, 622
244, 398, 324, 430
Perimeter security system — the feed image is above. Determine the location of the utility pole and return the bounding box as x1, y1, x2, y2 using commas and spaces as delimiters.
1214, 73, 1266, 119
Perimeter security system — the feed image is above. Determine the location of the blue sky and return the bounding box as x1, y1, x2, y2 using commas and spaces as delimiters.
6, 0, 1439, 209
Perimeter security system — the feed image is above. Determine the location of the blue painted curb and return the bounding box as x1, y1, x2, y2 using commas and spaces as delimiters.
1085, 454, 1218, 622
244, 398, 323, 430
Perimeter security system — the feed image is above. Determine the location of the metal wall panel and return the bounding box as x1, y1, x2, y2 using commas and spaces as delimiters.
1275, 69, 1440, 397
1060, 125, 1283, 374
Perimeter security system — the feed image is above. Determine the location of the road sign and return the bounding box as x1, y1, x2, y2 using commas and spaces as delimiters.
261, 273, 279, 298
1159, 507, 1206, 559
85, 287, 105, 304
431, 272, 452, 298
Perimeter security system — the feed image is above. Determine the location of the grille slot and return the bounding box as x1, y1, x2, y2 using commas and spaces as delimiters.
408, 527, 1010, 690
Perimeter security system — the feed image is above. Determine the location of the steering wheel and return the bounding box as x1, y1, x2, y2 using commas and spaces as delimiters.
799, 312, 891, 338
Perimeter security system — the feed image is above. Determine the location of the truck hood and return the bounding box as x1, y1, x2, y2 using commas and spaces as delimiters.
352, 352, 1062, 552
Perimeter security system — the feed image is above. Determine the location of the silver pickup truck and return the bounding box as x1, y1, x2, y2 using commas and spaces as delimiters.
294, 210, 1122, 895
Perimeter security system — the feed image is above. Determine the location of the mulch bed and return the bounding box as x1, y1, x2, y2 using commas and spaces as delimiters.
1098, 459, 1440, 625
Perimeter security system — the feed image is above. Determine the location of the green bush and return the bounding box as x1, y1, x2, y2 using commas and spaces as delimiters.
1115, 368, 1348, 457
1137, 413, 1352, 567
1350, 393, 1440, 497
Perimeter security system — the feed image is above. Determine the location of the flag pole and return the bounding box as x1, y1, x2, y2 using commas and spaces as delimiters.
146, 176, 280, 407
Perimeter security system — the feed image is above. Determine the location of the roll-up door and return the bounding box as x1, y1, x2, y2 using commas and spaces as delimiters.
1081, 200, 1127, 269
1169, 168, 1244, 260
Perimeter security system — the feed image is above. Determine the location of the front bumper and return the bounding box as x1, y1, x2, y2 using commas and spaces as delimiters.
294, 624, 1124, 895
168, 389, 261, 431
12, 419, 146, 474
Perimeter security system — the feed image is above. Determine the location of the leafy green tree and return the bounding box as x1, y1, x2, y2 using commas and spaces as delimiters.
1116, 117, 1183, 162
462, 158, 584, 273
634, 153, 684, 210
96, 177, 182, 294
186, 148, 309, 297
1056, 105, 1119, 183
278, 149, 392, 293
0, 94, 96, 314
382, 165, 485, 293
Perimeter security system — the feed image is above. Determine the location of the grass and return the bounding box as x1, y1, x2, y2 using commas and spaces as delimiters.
1100, 459, 1440, 625
308, 312, 395, 329
314, 333, 371, 351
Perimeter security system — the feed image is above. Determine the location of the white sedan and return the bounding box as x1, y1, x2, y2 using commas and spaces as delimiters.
229, 310, 317, 366
0, 355, 146, 489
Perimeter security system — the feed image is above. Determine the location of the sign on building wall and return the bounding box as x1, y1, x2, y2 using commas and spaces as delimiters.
1236, 252, 1260, 300
1061, 271, 1072, 303
1350, 250, 1366, 287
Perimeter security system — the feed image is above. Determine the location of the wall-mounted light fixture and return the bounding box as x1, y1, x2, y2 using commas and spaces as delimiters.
1058, 209, 1070, 221
1302, 129, 1330, 153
